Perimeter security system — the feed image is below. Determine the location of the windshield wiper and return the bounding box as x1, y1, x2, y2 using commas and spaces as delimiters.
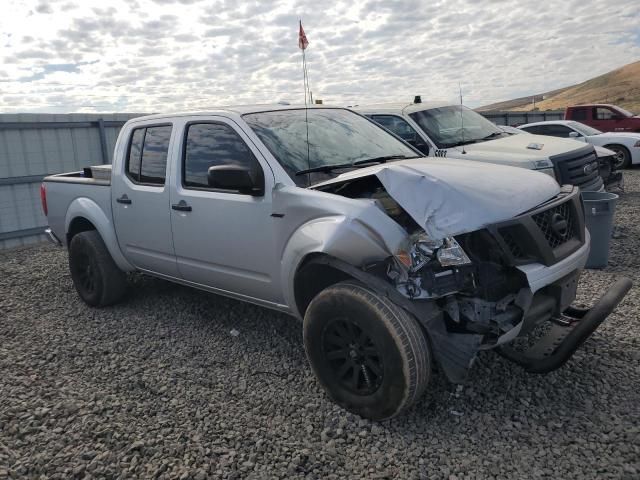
295, 162, 354, 176
353, 154, 418, 165
481, 132, 504, 140
295, 155, 417, 176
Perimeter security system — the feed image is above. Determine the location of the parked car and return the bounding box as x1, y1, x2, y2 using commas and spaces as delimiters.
498, 123, 623, 188
519, 120, 640, 169
42, 105, 631, 420
565, 104, 640, 133
354, 101, 604, 191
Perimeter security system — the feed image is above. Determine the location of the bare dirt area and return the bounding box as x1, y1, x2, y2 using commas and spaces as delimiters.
1, 173, 639, 479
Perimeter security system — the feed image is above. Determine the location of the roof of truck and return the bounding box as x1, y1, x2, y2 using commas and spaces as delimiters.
352, 101, 454, 115
126, 104, 345, 122
569, 104, 616, 108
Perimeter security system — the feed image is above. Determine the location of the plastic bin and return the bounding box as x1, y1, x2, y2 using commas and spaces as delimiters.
581, 191, 618, 269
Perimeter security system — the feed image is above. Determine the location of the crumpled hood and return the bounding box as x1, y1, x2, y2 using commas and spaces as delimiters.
312, 158, 561, 239
446, 134, 589, 166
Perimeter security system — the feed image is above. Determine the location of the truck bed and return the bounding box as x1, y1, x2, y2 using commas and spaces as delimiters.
45, 165, 112, 186
43, 167, 112, 248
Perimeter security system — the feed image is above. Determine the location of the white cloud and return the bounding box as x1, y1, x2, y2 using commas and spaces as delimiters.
0, 0, 639, 112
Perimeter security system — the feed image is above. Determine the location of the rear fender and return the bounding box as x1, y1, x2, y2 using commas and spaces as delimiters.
65, 197, 134, 272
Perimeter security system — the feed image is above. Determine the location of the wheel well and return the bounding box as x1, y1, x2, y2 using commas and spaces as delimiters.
294, 255, 354, 317
67, 217, 96, 245
604, 143, 630, 155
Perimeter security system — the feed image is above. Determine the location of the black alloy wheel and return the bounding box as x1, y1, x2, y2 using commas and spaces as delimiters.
322, 318, 384, 395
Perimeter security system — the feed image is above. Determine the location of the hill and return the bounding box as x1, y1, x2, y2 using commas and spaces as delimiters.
478, 61, 640, 113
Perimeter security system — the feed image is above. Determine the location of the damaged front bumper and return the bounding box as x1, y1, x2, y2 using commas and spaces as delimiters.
498, 277, 632, 373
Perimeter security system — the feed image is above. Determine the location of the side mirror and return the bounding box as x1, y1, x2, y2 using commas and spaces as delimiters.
207, 165, 264, 196
569, 131, 580, 138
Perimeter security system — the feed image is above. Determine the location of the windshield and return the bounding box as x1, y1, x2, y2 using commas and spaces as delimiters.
569, 121, 602, 136
409, 105, 504, 148
243, 108, 418, 186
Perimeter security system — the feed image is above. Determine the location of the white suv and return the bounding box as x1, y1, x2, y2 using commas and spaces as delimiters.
354, 101, 603, 191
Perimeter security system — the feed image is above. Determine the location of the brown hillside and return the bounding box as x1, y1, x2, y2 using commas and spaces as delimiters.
479, 61, 640, 113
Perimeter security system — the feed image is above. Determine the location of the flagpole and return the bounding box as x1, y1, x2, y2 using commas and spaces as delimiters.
299, 20, 311, 182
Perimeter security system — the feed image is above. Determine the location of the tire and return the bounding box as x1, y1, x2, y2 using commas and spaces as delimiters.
68, 230, 127, 307
303, 280, 431, 420
604, 144, 631, 169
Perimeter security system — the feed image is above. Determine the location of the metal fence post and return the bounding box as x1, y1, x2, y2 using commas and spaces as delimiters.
97, 118, 109, 164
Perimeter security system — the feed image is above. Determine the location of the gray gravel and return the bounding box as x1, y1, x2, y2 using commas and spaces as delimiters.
1, 174, 640, 480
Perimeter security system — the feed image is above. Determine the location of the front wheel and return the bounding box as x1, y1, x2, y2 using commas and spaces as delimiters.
68, 230, 127, 307
605, 144, 631, 169
303, 281, 431, 420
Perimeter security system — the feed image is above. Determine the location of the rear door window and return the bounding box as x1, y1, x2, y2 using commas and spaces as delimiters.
140, 126, 172, 184
571, 108, 587, 121
125, 125, 172, 185
126, 128, 145, 182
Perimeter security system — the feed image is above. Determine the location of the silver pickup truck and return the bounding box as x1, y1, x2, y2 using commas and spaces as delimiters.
42, 105, 631, 420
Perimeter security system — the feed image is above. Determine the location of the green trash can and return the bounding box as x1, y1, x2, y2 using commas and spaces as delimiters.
581, 191, 618, 269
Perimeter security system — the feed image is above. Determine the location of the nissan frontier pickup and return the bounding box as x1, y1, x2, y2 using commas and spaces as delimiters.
42, 106, 631, 420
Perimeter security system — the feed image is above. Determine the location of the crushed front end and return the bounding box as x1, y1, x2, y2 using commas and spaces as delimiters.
369, 185, 631, 382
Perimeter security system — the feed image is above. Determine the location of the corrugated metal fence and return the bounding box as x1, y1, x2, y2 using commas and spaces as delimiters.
481, 110, 564, 126
0, 109, 565, 249
0, 113, 142, 249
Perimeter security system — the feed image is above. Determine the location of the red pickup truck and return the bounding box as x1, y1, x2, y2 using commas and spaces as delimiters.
565, 104, 640, 133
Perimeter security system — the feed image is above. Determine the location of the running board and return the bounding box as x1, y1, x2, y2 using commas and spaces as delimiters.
499, 277, 632, 373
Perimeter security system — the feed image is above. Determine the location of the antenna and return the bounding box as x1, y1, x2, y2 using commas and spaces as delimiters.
459, 83, 466, 154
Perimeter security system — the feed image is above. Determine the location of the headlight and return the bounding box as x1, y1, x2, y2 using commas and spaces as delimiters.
534, 159, 553, 169
394, 234, 471, 271
437, 237, 472, 266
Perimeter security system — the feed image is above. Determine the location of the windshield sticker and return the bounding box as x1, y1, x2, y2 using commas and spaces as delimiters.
527, 143, 544, 150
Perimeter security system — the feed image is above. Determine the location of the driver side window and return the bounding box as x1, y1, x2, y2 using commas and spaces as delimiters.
594, 107, 616, 120
370, 115, 429, 154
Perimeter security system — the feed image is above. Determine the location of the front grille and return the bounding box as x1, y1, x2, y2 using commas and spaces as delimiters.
491, 187, 585, 267
501, 230, 525, 258
532, 201, 575, 249
551, 147, 602, 191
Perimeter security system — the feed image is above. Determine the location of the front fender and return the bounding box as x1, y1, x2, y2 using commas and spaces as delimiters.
280, 214, 406, 318
65, 197, 134, 272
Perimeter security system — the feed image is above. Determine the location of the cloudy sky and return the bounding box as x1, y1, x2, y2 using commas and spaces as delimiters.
1, 0, 639, 113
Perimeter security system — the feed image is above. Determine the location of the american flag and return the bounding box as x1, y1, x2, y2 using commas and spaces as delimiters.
298, 21, 309, 50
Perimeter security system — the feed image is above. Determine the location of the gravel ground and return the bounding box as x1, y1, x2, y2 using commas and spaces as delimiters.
1, 174, 639, 480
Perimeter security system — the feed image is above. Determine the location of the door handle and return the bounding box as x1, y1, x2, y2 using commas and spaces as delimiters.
116, 194, 132, 205
172, 201, 192, 212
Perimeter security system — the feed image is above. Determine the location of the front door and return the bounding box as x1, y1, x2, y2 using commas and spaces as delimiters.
112, 123, 179, 277
169, 118, 280, 303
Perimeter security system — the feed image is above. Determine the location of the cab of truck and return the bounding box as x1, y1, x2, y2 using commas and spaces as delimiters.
354, 100, 604, 192
565, 104, 640, 133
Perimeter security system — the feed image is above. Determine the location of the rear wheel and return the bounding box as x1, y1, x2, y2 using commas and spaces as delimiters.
605, 144, 631, 169
68, 230, 126, 307
303, 281, 431, 420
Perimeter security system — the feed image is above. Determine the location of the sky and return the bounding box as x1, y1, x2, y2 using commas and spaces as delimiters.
1, 0, 639, 113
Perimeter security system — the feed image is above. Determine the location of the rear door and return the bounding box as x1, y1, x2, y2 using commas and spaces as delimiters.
112, 123, 179, 277
169, 117, 280, 303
